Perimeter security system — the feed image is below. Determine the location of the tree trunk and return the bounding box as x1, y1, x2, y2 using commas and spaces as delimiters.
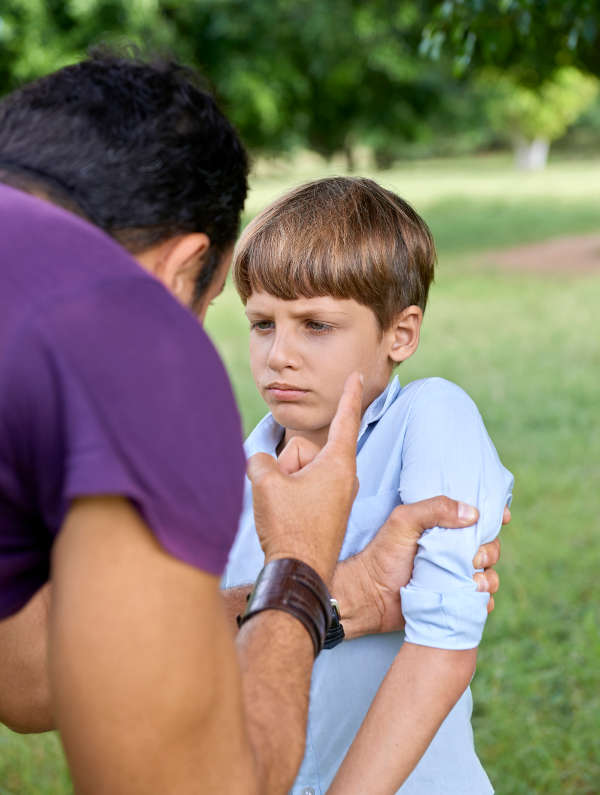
514, 137, 550, 170
343, 142, 356, 172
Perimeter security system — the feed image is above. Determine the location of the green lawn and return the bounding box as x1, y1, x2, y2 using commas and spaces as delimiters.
2, 154, 599, 794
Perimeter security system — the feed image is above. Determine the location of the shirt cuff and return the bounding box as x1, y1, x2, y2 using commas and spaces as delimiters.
400, 583, 490, 650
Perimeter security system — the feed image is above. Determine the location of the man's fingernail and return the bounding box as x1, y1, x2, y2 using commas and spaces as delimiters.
458, 501, 478, 522
474, 552, 487, 568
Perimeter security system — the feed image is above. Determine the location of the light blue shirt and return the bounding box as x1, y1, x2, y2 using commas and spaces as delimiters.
223, 377, 514, 794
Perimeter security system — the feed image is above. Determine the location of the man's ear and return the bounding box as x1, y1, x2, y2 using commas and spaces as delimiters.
158, 233, 211, 302
387, 305, 423, 364
135, 233, 211, 304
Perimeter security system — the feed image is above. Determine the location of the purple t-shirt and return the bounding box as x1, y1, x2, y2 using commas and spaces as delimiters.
0, 184, 245, 620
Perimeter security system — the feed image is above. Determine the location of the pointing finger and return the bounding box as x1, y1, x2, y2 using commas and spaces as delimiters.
324, 372, 363, 458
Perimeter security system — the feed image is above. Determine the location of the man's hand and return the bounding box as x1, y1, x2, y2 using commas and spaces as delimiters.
473, 506, 510, 613
332, 501, 509, 638
247, 372, 363, 584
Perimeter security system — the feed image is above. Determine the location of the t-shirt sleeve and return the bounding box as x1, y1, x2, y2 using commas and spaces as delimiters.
399, 378, 513, 650
22, 276, 244, 581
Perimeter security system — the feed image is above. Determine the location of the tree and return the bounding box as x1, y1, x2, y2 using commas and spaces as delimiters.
483, 68, 598, 169
420, 0, 600, 84
0, 0, 478, 165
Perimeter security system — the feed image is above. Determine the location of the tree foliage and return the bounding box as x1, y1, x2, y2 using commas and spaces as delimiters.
484, 68, 598, 144
421, 0, 600, 84
0, 0, 598, 162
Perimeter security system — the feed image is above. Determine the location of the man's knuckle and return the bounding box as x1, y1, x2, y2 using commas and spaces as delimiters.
439, 495, 454, 513
427, 495, 449, 524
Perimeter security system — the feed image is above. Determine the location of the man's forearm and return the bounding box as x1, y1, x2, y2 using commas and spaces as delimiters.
236, 610, 315, 794
0, 583, 53, 733
221, 585, 251, 631
222, 557, 381, 643
330, 556, 385, 639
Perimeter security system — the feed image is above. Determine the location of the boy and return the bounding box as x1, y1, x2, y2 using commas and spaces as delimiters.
223, 177, 513, 794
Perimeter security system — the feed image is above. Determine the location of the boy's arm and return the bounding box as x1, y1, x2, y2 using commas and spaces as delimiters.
329, 379, 512, 791
328, 643, 477, 794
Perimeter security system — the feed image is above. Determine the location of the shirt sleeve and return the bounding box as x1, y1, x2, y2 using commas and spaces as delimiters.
35, 276, 244, 576
399, 378, 513, 650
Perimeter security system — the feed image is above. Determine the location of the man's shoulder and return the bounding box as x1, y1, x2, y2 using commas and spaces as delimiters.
0, 183, 151, 343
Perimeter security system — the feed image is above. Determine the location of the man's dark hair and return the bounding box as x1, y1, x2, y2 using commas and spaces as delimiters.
0, 47, 249, 300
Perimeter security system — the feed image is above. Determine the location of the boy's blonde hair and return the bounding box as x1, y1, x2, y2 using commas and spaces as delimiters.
233, 176, 436, 329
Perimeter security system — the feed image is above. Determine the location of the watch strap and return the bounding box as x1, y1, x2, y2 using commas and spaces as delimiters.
237, 558, 332, 657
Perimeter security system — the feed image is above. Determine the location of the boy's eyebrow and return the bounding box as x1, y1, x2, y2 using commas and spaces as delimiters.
245, 302, 352, 318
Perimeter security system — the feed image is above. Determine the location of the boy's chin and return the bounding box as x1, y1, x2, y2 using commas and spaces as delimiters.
271, 405, 333, 434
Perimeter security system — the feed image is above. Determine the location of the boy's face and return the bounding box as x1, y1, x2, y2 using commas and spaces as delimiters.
246, 291, 420, 446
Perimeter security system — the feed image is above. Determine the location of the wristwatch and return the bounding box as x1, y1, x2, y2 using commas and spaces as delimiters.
323, 598, 345, 649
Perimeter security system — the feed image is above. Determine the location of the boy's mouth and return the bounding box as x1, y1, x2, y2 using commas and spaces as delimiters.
265, 382, 309, 401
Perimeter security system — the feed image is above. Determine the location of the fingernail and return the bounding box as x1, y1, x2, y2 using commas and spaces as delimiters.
358, 373, 364, 385
473, 551, 487, 568
458, 501, 478, 522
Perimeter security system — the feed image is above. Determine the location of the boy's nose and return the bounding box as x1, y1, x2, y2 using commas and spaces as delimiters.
266, 330, 300, 371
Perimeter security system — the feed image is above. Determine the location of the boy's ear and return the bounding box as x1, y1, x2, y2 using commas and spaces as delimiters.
387, 305, 423, 364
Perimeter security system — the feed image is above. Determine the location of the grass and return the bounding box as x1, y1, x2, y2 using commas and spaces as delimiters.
2, 154, 599, 793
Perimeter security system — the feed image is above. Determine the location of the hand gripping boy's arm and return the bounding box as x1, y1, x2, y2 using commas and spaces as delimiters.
329, 379, 513, 794
222, 506, 504, 640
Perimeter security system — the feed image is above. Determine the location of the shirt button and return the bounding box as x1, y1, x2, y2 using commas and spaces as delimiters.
301, 789, 315, 795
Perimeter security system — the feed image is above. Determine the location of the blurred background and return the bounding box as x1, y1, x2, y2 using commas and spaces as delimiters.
0, 2, 598, 793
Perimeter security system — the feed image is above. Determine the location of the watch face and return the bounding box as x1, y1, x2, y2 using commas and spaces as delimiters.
330, 598, 341, 621
324, 599, 345, 649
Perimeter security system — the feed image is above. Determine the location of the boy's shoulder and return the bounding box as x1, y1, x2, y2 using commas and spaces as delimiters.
384, 377, 486, 441
398, 376, 479, 414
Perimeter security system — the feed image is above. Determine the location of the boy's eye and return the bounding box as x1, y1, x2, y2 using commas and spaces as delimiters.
306, 320, 332, 333
250, 320, 273, 331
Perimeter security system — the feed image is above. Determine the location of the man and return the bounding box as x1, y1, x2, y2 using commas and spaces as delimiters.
0, 51, 502, 793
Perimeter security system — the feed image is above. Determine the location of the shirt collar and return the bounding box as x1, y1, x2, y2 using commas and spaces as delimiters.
357, 376, 401, 443
244, 376, 402, 457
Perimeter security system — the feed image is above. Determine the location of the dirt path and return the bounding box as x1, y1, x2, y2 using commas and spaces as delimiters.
484, 233, 600, 275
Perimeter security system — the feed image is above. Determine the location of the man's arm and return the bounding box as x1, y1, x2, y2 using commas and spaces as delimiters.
48, 373, 363, 795
51, 497, 322, 795
221, 502, 506, 640
330, 503, 508, 639
0, 506, 505, 740
50, 496, 259, 794
0, 584, 52, 733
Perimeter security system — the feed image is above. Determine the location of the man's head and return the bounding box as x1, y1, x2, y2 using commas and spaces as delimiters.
0, 47, 249, 316
233, 177, 436, 445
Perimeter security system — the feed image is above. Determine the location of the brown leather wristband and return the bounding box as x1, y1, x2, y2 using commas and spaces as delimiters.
237, 558, 332, 657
